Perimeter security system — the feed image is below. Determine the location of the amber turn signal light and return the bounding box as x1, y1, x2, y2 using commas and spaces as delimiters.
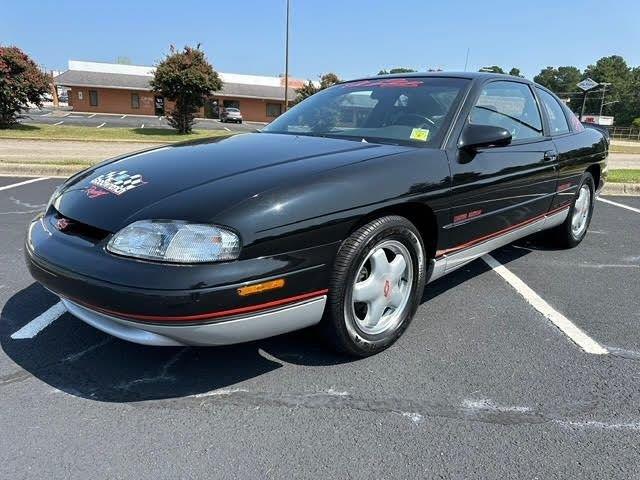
237, 278, 285, 296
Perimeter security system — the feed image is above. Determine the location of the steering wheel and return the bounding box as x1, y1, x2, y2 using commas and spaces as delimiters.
393, 113, 436, 128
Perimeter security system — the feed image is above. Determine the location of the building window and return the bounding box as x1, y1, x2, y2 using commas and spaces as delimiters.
89, 90, 98, 107
266, 103, 282, 118
77, 90, 83, 101
223, 100, 240, 109
131, 93, 140, 109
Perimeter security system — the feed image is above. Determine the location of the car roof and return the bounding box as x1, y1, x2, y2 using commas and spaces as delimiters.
347, 71, 535, 84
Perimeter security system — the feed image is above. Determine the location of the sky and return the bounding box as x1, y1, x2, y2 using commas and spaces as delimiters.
2, 0, 639, 81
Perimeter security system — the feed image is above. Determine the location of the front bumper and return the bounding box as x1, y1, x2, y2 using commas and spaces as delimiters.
61, 295, 327, 346
26, 213, 335, 346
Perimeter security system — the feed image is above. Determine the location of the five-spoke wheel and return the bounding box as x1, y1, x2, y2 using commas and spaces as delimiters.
322, 215, 426, 357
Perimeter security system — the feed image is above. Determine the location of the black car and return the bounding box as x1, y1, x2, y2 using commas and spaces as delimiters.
26, 73, 608, 356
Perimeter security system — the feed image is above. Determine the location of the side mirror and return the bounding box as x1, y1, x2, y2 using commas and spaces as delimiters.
459, 124, 512, 150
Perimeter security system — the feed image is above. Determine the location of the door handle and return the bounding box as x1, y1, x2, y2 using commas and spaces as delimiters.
543, 151, 557, 161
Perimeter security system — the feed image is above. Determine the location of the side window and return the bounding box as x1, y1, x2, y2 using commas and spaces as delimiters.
536, 88, 570, 135
470, 81, 543, 141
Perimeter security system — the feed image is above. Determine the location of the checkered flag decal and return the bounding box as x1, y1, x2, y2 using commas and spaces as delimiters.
91, 170, 147, 195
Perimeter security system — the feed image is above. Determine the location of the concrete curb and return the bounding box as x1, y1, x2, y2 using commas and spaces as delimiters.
601, 183, 640, 196
0, 164, 83, 178
0, 135, 170, 144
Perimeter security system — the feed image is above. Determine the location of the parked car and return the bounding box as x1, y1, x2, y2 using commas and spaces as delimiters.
220, 107, 243, 123
26, 73, 608, 356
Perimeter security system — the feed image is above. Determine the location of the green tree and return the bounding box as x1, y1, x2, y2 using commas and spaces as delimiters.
319, 72, 341, 89
378, 67, 417, 75
633, 118, 640, 129
293, 72, 341, 104
537, 66, 581, 93
0, 46, 50, 129
583, 55, 634, 124
479, 66, 505, 74
508, 67, 523, 77
151, 45, 222, 134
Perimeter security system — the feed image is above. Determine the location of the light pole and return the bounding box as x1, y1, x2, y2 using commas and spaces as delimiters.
598, 82, 611, 118
283, 0, 290, 112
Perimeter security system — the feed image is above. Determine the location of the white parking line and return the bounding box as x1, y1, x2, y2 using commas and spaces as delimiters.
223, 127, 231, 131
481, 254, 609, 355
140, 123, 144, 129
41, 112, 51, 117
121, 115, 127, 119
10, 302, 67, 339
0, 177, 48, 191
96, 122, 106, 128
53, 120, 64, 126
598, 197, 640, 214
88, 114, 96, 118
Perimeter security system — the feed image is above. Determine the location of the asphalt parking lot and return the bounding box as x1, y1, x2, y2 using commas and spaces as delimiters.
21, 108, 260, 133
1, 176, 639, 478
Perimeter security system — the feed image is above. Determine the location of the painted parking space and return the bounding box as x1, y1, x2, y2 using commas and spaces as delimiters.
1, 176, 640, 477
490, 196, 640, 353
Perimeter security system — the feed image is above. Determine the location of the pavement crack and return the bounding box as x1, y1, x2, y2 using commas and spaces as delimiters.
133, 389, 595, 428
606, 346, 640, 361
62, 338, 112, 363
0, 369, 32, 386
7, 196, 46, 208
114, 348, 190, 390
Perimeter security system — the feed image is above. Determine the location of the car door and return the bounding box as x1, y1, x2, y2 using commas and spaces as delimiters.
443, 79, 557, 269
535, 86, 586, 212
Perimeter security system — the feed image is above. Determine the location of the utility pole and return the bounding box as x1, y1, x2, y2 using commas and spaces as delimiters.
283, 0, 290, 112
463, 48, 470, 72
580, 90, 588, 120
599, 82, 611, 118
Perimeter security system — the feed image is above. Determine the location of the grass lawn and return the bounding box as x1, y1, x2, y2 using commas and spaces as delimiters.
610, 144, 640, 154
608, 169, 640, 183
0, 124, 233, 143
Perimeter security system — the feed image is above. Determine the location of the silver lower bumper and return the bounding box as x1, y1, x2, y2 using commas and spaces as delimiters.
60, 296, 327, 347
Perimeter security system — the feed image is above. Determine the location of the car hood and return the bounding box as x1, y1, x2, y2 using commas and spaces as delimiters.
53, 133, 410, 232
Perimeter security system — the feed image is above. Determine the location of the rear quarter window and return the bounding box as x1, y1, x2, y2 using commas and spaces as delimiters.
536, 88, 570, 135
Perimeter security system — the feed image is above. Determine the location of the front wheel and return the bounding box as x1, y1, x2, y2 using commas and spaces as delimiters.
322, 216, 426, 357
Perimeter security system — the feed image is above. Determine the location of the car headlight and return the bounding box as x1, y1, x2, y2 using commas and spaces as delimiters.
107, 220, 241, 263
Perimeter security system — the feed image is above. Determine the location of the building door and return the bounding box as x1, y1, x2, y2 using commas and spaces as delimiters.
154, 96, 165, 116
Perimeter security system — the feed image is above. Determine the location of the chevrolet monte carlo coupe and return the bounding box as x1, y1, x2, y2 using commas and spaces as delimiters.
26, 73, 608, 356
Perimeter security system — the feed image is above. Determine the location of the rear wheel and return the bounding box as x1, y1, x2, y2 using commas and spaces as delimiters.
548, 172, 595, 248
322, 216, 426, 357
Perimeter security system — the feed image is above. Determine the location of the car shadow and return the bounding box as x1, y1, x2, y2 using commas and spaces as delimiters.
0, 235, 550, 403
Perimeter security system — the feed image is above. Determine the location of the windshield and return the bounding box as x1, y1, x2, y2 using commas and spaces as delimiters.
263, 77, 469, 146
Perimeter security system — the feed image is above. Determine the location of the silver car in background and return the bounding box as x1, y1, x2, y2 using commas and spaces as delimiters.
220, 107, 243, 123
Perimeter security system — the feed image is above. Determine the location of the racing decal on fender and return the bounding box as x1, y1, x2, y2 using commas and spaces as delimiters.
88, 170, 147, 197
85, 185, 110, 198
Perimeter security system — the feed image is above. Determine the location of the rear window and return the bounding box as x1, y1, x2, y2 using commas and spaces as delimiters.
536, 88, 570, 135
263, 77, 470, 146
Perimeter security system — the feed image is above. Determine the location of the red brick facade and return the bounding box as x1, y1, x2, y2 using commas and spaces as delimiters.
68, 87, 286, 123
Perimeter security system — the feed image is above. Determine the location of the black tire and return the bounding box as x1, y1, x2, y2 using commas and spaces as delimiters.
322, 216, 427, 357
549, 172, 595, 248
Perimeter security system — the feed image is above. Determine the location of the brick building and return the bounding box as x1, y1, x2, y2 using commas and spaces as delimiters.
54, 61, 304, 123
